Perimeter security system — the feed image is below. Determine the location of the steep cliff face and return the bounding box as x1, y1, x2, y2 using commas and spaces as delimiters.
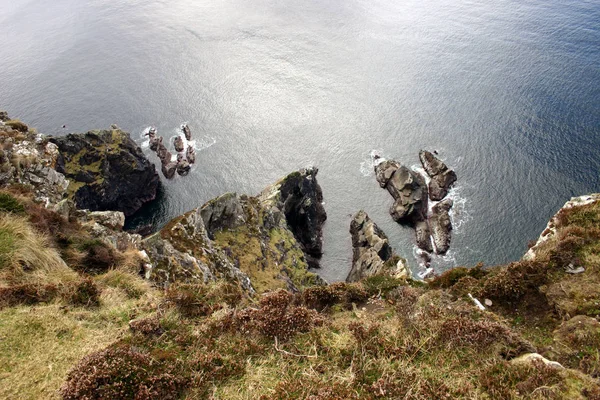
143, 168, 327, 294
50, 129, 160, 216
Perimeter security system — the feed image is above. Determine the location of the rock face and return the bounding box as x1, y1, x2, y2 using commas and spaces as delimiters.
260, 167, 327, 268
419, 150, 457, 201
50, 129, 160, 216
0, 114, 70, 206
524, 194, 600, 261
375, 160, 428, 223
430, 198, 453, 254
346, 210, 408, 282
144, 168, 327, 294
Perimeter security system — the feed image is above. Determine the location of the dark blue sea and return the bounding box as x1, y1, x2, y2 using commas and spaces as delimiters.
1, 0, 599, 281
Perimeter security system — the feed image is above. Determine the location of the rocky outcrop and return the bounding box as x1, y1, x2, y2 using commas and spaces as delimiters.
182, 124, 192, 141
375, 160, 428, 224
259, 168, 327, 268
419, 150, 457, 201
0, 114, 70, 206
524, 194, 600, 261
50, 129, 160, 216
174, 136, 184, 153
374, 153, 458, 270
430, 198, 453, 254
346, 210, 408, 282
143, 168, 326, 294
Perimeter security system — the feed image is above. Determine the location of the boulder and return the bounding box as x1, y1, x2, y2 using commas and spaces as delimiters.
174, 136, 184, 153
161, 162, 177, 179
88, 211, 125, 230
260, 167, 327, 268
177, 159, 190, 176
415, 220, 433, 253
346, 210, 408, 282
149, 135, 161, 152
200, 192, 246, 238
429, 198, 453, 254
419, 150, 457, 201
182, 124, 192, 141
375, 161, 428, 224
50, 129, 160, 216
186, 146, 195, 164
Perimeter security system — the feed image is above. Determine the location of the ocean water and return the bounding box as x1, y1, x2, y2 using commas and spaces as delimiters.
1, 0, 598, 282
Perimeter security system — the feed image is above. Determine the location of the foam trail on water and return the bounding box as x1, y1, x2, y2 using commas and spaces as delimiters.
139, 126, 154, 149
360, 149, 385, 176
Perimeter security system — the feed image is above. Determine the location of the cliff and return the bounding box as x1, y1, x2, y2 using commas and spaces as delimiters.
1, 112, 600, 399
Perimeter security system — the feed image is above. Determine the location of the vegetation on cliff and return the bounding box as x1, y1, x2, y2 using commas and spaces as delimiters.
0, 113, 599, 399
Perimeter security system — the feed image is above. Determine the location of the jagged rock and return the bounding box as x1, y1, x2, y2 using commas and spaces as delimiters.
346, 210, 408, 282
375, 161, 428, 224
259, 167, 327, 268
430, 198, 453, 254
0, 111, 8, 122
200, 192, 246, 238
182, 124, 192, 141
161, 162, 177, 179
419, 150, 457, 201
156, 142, 172, 164
50, 129, 160, 216
415, 220, 433, 253
186, 146, 195, 164
145, 169, 326, 294
88, 211, 126, 230
149, 135, 161, 151
174, 136, 184, 153
177, 159, 190, 176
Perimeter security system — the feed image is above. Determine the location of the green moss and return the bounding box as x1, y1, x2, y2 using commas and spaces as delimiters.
362, 274, 405, 296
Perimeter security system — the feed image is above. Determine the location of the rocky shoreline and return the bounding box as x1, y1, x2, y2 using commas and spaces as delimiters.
3, 111, 600, 399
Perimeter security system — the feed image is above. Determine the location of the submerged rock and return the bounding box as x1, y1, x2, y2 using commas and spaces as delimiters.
419, 150, 457, 201
50, 129, 160, 216
430, 198, 453, 254
346, 210, 408, 282
375, 160, 428, 224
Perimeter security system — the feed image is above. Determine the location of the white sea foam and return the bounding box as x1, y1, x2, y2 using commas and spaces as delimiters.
359, 149, 385, 176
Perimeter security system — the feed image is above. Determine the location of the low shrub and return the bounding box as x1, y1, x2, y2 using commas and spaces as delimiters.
5, 120, 28, 132
166, 282, 243, 318
0, 283, 59, 308
428, 263, 487, 289
299, 282, 368, 311
60, 343, 185, 400
479, 360, 564, 399
231, 290, 324, 341
66, 278, 101, 307
129, 316, 164, 337
74, 239, 120, 274
362, 274, 405, 296
0, 192, 25, 214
